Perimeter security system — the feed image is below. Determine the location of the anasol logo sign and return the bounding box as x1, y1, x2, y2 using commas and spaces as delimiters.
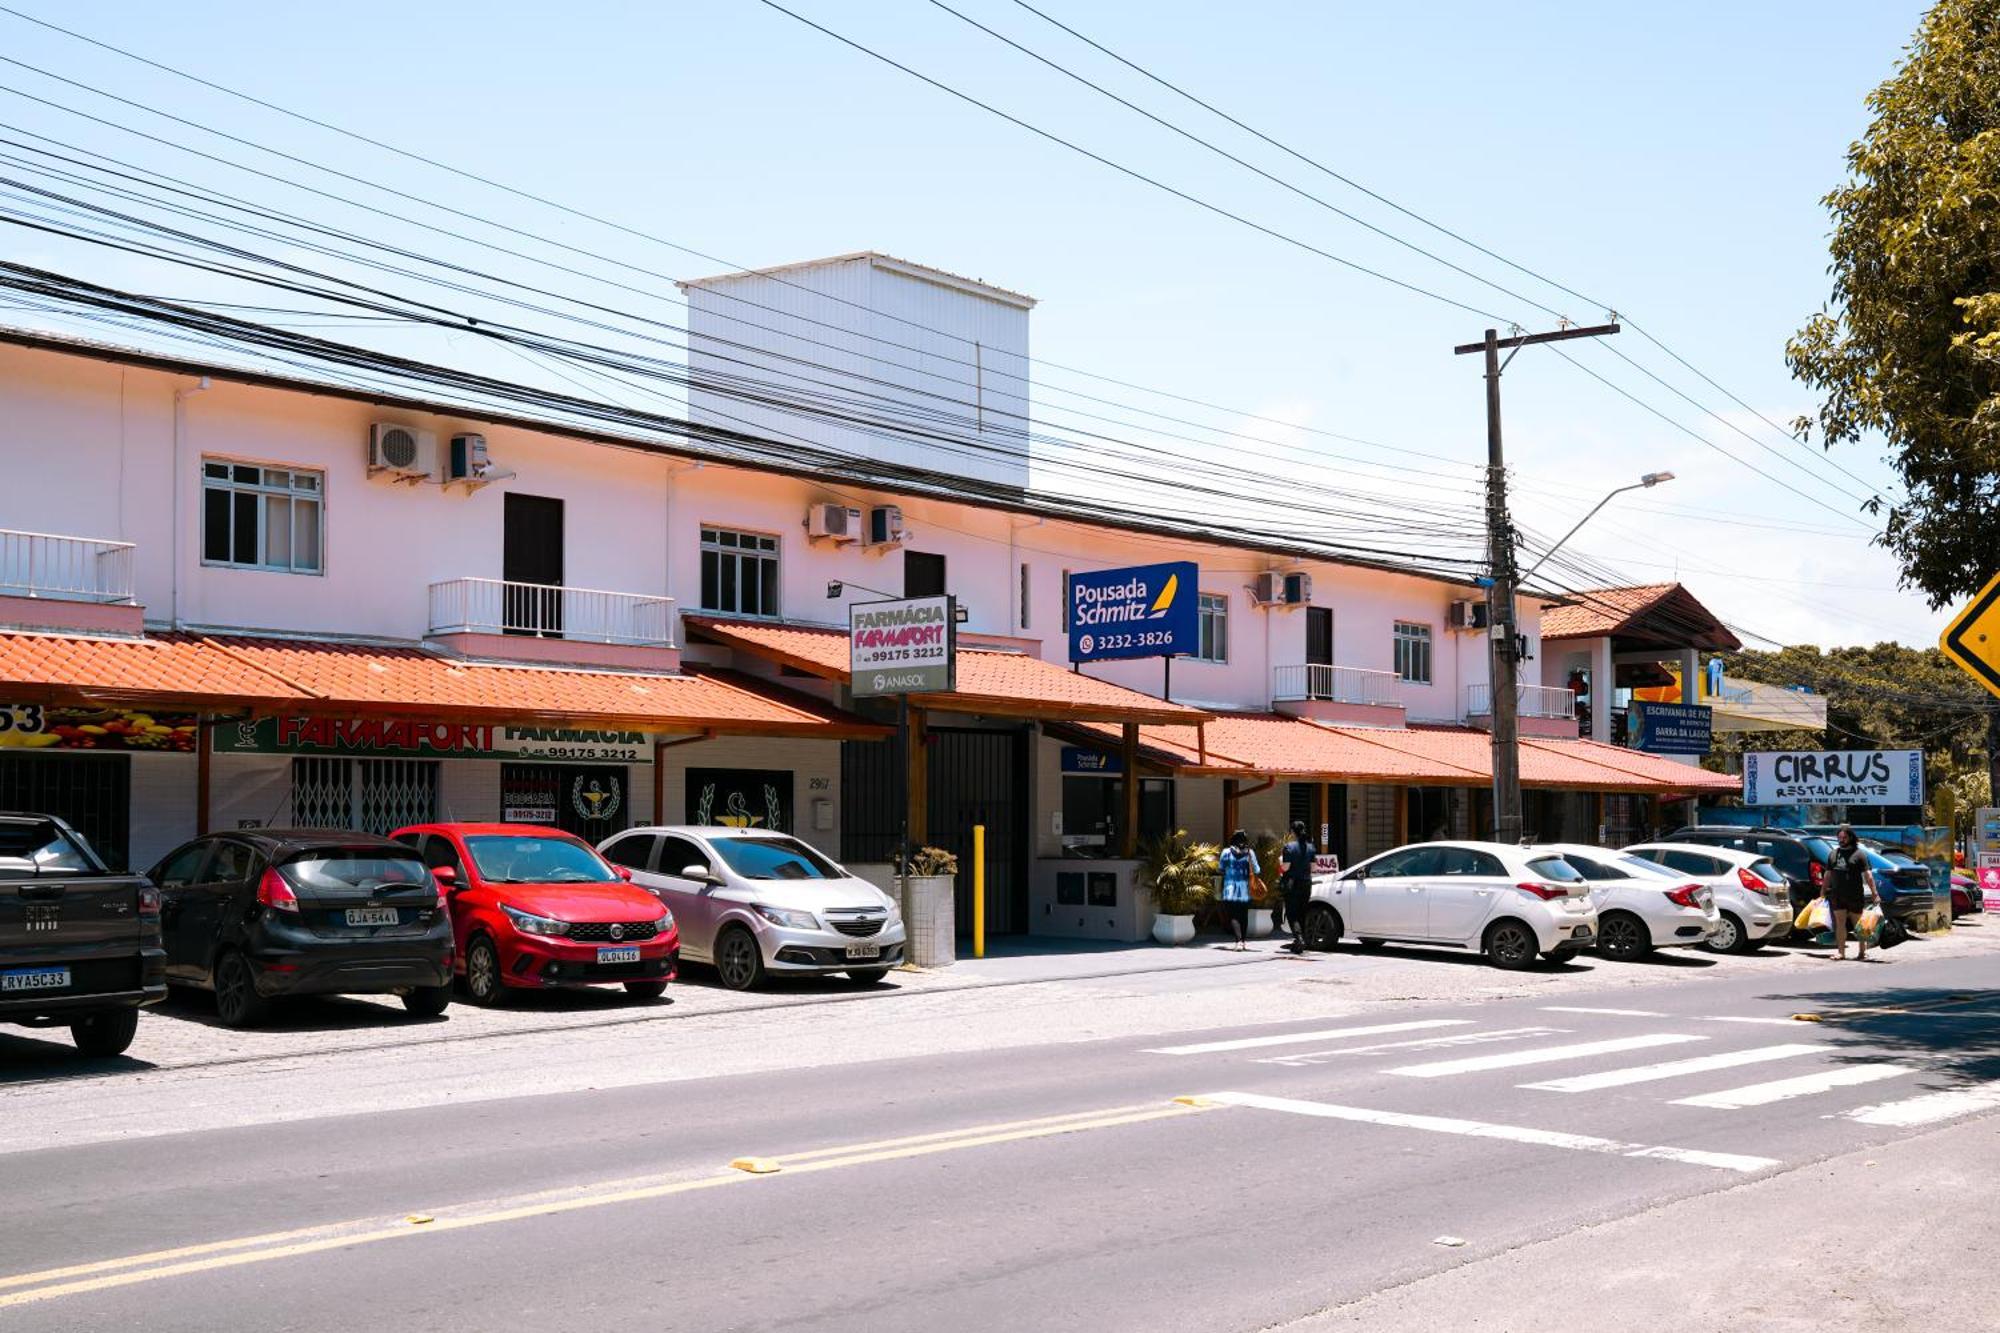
1068, 561, 1199, 663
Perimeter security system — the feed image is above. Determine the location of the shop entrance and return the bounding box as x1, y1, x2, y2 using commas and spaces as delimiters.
0, 753, 129, 869
841, 726, 1029, 937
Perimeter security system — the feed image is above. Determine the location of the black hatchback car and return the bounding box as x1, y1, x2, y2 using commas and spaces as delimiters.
149, 829, 453, 1027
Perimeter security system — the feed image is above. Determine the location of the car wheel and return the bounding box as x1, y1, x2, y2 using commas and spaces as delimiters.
1302, 904, 1343, 952
213, 951, 269, 1029
69, 1009, 139, 1057
1484, 920, 1539, 970
845, 967, 891, 985
401, 983, 452, 1017
1598, 912, 1652, 962
1707, 913, 1756, 955
714, 926, 766, 991
623, 980, 669, 1000
464, 936, 508, 1006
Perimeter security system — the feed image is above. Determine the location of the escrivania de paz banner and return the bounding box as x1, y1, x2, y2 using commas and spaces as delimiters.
1067, 561, 1199, 663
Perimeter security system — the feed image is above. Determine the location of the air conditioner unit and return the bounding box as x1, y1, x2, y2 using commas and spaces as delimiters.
446, 432, 488, 481
1250, 572, 1281, 606
368, 423, 436, 481
1252, 571, 1310, 607
866, 505, 906, 546
1448, 598, 1491, 630
808, 503, 862, 543
1282, 571, 1312, 605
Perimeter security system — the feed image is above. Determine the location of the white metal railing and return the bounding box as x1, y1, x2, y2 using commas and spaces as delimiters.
1272, 663, 1403, 708
0, 528, 136, 604
428, 578, 676, 648
1467, 682, 1577, 721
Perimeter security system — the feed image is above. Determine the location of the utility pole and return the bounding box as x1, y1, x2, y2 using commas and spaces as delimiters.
1454, 322, 1620, 843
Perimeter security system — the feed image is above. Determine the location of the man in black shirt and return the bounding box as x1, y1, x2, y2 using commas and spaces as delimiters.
1279, 820, 1317, 954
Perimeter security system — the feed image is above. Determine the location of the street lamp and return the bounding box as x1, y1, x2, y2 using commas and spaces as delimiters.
1519, 471, 1675, 586
826, 579, 896, 601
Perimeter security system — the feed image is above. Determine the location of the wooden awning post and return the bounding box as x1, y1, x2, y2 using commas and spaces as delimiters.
196, 715, 212, 836
1223, 778, 1238, 842
907, 703, 930, 845
1120, 722, 1140, 857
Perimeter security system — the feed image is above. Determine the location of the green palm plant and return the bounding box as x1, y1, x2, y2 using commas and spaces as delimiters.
1138, 829, 1218, 916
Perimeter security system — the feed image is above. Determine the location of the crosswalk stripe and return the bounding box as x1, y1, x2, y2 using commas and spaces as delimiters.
1255, 1026, 1567, 1065
1844, 1078, 2000, 1127
1542, 1006, 1663, 1017
1523, 1044, 1824, 1093
1203, 1091, 1777, 1173
1702, 1016, 1809, 1026
1145, 1020, 1470, 1056
1387, 1033, 1703, 1079
1674, 1063, 1912, 1109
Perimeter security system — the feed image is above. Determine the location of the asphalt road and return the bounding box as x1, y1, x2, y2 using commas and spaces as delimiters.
6, 943, 1999, 1332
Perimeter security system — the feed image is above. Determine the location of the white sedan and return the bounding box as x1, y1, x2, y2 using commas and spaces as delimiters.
1302, 840, 1599, 969
1623, 842, 1794, 954
1533, 844, 1720, 961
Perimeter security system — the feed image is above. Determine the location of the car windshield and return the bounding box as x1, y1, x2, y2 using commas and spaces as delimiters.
1861, 849, 1903, 872
709, 836, 844, 881
464, 835, 618, 884
283, 850, 428, 890
0, 819, 101, 878
1801, 836, 1834, 860
1749, 859, 1786, 884
1525, 855, 1585, 883
1611, 854, 1678, 880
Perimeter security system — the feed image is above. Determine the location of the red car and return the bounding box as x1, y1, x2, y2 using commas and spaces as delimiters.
1951, 872, 1984, 918
391, 823, 678, 1005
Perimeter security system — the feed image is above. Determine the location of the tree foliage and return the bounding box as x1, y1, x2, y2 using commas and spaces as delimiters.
1787, 0, 2000, 608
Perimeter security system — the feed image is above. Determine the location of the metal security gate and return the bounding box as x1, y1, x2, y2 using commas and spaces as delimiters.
290, 758, 439, 834
0, 753, 129, 869
841, 726, 1029, 937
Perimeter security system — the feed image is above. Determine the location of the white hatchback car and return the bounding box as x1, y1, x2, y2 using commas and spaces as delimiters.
598, 826, 906, 989
1534, 843, 1720, 961
1303, 840, 1598, 969
1622, 842, 1794, 954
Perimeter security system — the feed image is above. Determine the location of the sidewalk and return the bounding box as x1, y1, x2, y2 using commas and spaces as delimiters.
1288, 1103, 1998, 1332
903, 932, 1288, 986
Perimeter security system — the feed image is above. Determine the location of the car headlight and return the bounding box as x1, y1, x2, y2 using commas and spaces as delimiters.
501, 903, 570, 937
656, 907, 676, 932
752, 904, 818, 930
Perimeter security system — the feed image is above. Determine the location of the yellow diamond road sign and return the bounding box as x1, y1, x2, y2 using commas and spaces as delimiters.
1940, 571, 2000, 701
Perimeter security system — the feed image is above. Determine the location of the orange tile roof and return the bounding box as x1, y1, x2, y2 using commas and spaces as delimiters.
0, 631, 882, 735
1071, 712, 1735, 794
0, 632, 307, 710
686, 616, 1207, 723
1540, 583, 1741, 651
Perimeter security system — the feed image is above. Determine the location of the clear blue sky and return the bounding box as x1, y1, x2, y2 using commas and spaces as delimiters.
0, 1, 1942, 648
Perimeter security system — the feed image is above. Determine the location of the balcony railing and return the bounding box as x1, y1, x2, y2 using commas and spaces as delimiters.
0, 528, 136, 604
428, 578, 676, 648
1272, 663, 1403, 708
1467, 682, 1577, 721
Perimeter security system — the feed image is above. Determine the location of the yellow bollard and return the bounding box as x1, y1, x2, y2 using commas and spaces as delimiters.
973, 823, 986, 959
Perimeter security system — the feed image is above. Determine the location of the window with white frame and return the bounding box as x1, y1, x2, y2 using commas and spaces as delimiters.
1195, 592, 1228, 663
699, 526, 780, 617
202, 460, 323, 573
1393, 621, 1433, 684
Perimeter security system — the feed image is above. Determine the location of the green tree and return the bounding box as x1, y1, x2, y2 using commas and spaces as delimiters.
1787, 0, 2000, 788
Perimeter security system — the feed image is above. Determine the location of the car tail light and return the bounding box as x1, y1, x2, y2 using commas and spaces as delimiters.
137, 884, 161, 919
257, 868, 300, 914
1809, 860, 1825, 888
1666, 883, 1704, 908
1737, 867, 1772, 894
1515, 882, 1568, 901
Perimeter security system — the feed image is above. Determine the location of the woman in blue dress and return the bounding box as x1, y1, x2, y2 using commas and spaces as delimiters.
1217, 829, 1259, 951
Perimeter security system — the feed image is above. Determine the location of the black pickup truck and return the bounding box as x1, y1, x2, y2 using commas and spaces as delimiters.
0, 813, 166, 1055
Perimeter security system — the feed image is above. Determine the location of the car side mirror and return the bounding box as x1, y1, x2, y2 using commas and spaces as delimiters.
616, 866, 633, 882
431, 865, 456, 887
680, 863, 718, 885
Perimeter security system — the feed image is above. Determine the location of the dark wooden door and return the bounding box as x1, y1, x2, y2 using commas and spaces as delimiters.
502, 493, 564, 637
904, 551, 947, 598
1305, 606, 1334, 699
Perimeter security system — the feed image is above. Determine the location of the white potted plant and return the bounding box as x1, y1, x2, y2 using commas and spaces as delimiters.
899, 845, 959, 967
1246, 831, 1282, 938
1140, 830, 1217, 946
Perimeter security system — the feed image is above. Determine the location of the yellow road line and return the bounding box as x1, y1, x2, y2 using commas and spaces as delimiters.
0, 1100, 1216, 1310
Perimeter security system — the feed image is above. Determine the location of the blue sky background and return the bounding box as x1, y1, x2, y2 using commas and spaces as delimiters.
0, 1, 1944, 648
